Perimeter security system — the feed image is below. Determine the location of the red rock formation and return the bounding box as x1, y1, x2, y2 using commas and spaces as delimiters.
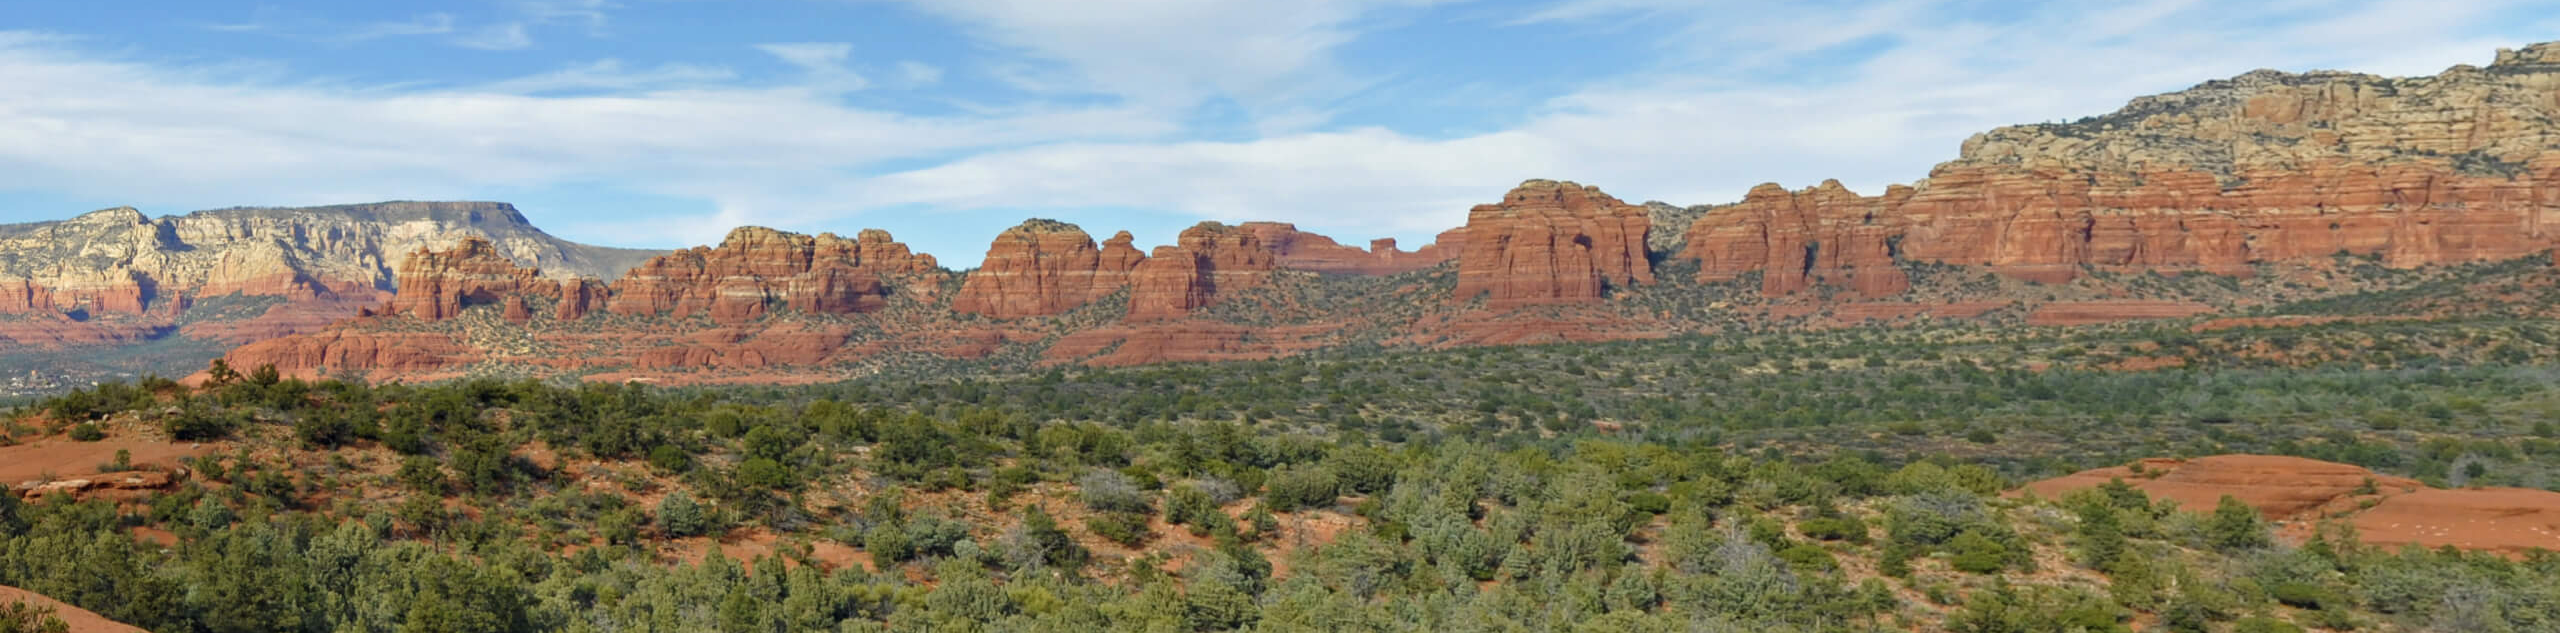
1451, 180, 1652, 307
1683, 157, 2560, 294
219, 331, 478, 379
556, 279, 608, 320
608, 227, 927, 323
385, 237, 555, 320
1239, 222, 1454, 275
1682, 181, 1911, 297
1127, 222, 1274, 320
951, 220, 1143, 319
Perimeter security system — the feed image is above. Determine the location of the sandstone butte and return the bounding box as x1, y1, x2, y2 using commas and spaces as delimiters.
2019, 455, 2560, 556
1452, 179, 1654, 307
208, 41, 2560, 382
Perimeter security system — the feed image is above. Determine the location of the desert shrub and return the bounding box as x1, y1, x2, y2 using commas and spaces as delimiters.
1263, 464, 1339, 512
1088, 512, 1152, 547
1079, 469, 1153, 514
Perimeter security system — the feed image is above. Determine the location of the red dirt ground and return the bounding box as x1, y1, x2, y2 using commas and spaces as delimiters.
0, 585, 146, 633
2019, 455, 2560, 555
0, 430, 213, 491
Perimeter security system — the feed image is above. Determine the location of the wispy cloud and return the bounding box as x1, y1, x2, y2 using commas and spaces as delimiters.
455, 23, 533, 50
476, 59, 735, 94
519, 0, 617, 35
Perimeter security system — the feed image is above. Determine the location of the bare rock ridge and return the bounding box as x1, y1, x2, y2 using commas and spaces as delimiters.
1677, 41, 2560, 295
1452, 179, 1653, 307
608, 227, 934, 323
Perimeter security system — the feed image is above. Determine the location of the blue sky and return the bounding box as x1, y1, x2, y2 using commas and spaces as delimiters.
2, 1, 2555, 266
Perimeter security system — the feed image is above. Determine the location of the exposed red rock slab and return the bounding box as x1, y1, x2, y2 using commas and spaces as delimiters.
216, 331, 477, 380
0, 585, 147, 633
2017, 455, 2420, 521
2024, 300, 2216, 326
0, 431, 209, 501
1452, 180, 1653, 307
2353, 488, 2560, 555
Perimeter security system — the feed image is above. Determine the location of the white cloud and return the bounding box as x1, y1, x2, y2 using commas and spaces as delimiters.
456, 22, 533, 50
829, 0, 2552, 239
756, 42, 867, 91
475, 59, 735, 94
338, 13, 457, 41
897, 61, 943, 85
876, 0, 1449, 113
0, 34, 1172, 245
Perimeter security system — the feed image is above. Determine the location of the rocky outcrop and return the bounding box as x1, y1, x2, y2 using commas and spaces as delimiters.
386, 238, 557, 320
1684, 44, 2560, 294
607, 227, 931, 323
215, 330, 478, 379
1682, 181, 1911, 297
1128, 222, 1275, 321
1451, 180, 1652, 307
951, 220, 1143, 319
0, 200, 657, 381
1239, 222, 1453, 275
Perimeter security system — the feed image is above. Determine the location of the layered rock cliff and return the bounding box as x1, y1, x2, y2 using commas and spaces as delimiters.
949, 220, 1141, 319
1451, 180, 1653, 307
1128, 222, 1276, 320
1683, 42, 2560, 294
608, 227, 933, 323
0, 202, 657, 317
0, 201, 660, 383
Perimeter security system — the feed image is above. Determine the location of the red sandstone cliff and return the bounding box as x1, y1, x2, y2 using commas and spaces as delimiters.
1451, 180, 1653, 307
1680, 43, 2560, 295
386, 237, 558, 320
607, 227, 931, 323
1128, 222, 1275, 321
950, 220, 1144, 319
